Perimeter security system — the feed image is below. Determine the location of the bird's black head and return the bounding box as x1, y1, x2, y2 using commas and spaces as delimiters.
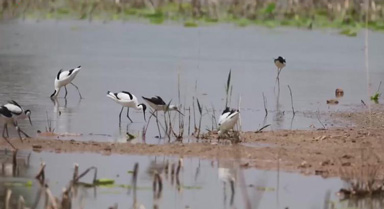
25, 109, 31, 116
140, 103, 147, 112
77, 65, 81, 68
25, 110, 33, 126
139, 104, 147, 122
276, 56, 286, 63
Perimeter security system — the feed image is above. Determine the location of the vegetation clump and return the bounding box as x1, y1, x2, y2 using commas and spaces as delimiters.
1, 0, 384, 34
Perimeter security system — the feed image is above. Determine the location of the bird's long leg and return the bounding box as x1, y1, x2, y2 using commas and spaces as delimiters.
126, 108, 133, 123
70, 82, 83, 99
13, 122, 24, 142
2, 123, 16, 150
119, 106, 124, 126
5, 123, 9, 137
18, 127, 30, 138
155, 111, 162, 138
64, 86, 68, 98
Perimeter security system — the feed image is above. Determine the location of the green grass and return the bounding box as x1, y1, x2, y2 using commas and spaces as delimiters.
2, 1, 384, 37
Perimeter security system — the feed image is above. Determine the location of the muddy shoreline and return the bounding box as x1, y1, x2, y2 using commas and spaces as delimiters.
1, 106, 384, 178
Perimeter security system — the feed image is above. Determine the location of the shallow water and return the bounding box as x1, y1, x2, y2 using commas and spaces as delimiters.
0, 150, 359, 209
0, 20, 384, 143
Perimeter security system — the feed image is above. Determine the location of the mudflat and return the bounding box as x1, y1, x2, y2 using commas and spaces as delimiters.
1, 105, 383, 178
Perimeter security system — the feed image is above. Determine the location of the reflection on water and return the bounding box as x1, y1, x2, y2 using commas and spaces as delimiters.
1, 150, 378, 209
0, 21, 384, 143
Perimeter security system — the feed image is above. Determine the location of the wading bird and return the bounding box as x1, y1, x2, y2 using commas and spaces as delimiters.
142, 95, 182, 138
50, 66, 83, 99
4, 100, 33, 126
218, 107, 240, 136
274, 56, 286, 79
142, 96, 183, 115
0, 106, 30, 149
107, 91, 147, 124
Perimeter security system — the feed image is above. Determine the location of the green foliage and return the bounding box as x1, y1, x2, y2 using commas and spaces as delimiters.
339, 27, 358, 37
184, 21, 198, 27
371, 92, 381, 103
263, 3, 276, 15
94, 178, 115, 185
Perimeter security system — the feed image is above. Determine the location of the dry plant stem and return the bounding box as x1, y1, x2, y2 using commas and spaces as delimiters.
255, 124, 271, 133
262, 92, 268, 116
5, 189, 11, 209
188, 107, 191, 135
316, 109, 326, 129
12, 149, 17, 176
35, 162, 46, 182
129, 162, 139, 195
237, 95, 242, 132
74, 166, 98, 183
45, 185, 58, 209
73, 163, 79, 182
287, 85, 296, 116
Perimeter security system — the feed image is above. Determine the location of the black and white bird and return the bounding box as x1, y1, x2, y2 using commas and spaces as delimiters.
0, 106, 30, 149
50, 66, 83, 99
142, 96, 181, 113
4, 100, 33, 126
218, 107, 240, 135
274, 56, 286, 78
107, 91, 147, 123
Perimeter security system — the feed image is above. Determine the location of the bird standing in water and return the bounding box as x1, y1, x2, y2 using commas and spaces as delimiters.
50, 66, 83, 99
4, 100, 33, 126
0, 105, 30, 150
107, 91, 147, 124
274, 56, 286, 80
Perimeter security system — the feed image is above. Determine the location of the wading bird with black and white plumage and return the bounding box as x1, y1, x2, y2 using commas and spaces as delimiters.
50, 66, 83, 99
274, 56, 286, 80
142, 96, 183, 114
4, 100, 33, 126
107, 91, 147, 124
0, 105, 31, 150
218, 107, 240, 136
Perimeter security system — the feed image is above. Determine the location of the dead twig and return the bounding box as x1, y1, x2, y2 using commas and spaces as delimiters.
255, 124, 271, 133
35, 162, 46, 183
287, 85, 295, 116
262, 92, 268, 117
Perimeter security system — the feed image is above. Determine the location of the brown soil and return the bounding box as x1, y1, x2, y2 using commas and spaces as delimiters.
1, 105, 384, 178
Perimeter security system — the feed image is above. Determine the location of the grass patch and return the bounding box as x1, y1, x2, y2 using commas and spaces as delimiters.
184, 21, 198, 27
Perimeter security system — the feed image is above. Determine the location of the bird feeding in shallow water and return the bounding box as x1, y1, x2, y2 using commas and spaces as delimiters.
50, 66, 83, 99
218, 107, 240, 136
274, 56, 286, 79
4, 100, 33, 126
107, 91, 147, 124
0, 106, 30, 150
142, 96, 183, 114
142, 95, 183, 139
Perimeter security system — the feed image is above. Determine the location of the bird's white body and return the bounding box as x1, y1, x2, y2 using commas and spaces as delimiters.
107, 91, 147, 123
51, 66, 82, 98
55, 67, 81, 88
107, 91, 141, 109
274, 60, 286, 70
3, 101, 31, 123
218, 108, 240, 133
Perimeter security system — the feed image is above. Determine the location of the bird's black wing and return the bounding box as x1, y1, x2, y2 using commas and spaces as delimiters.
8, 100, 21, 108
56, 69, 63, 80
222, 107, 230, 115
68, 69, 75, 76
142, 96, 166, 105
0, 106, 13, 118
